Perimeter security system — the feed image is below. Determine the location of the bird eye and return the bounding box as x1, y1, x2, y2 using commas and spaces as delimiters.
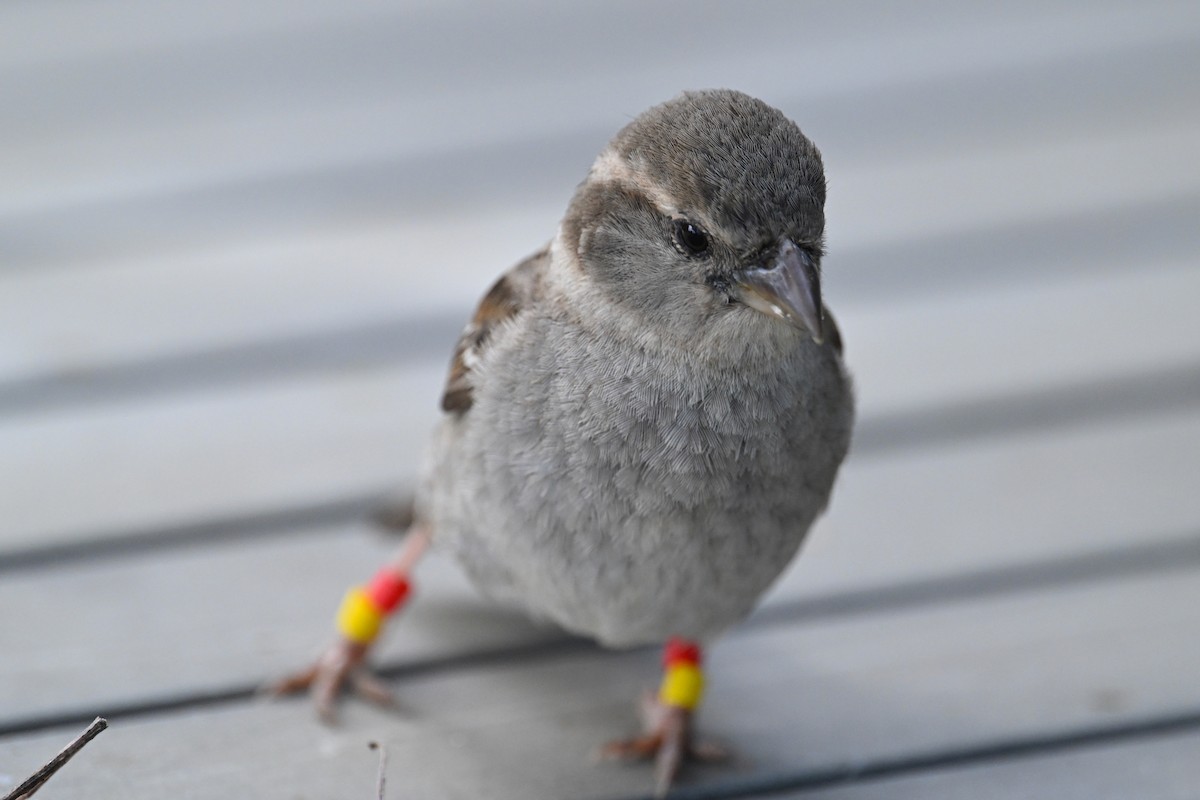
672, 219, 711, 257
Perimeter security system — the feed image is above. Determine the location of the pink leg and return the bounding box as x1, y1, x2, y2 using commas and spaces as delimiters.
267, 524, 432, 721
600, 638, 728, 797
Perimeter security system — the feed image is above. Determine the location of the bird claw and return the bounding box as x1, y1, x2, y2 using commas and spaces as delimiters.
600, 694, 727, 798
348, 668, 396, 708
264, 639, 392, 723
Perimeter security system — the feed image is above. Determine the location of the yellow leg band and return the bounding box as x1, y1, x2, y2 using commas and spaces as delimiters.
336, 586, 384, 644
658, 663, 705, 710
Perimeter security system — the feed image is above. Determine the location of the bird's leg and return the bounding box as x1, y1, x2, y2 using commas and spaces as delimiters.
266, 524, 432, 721
601, 638, 727, 797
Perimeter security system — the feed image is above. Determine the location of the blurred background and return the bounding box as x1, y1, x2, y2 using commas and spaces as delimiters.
2, 1, 1199, 797
3, 0, 1197, 545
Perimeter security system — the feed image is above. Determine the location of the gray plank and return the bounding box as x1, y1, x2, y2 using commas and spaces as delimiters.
790, 730, 1200, 800
2, 198, 1198, 406
1, 1, 1195, 387
3, 265, 1199, 548
3, 408, 1198, 721
836, 265, 1200, 416
782, 407, 1200, 599
3, 372, 1198, 561
1, 569, 1197, 799
3, 0, 1195, 221
1, 3, 1195, 389
0, 362, 444, 550
0, 0, 411, 69
6, 80, 1196, 273
0, 531, 555, 725
0, 210, 549, 387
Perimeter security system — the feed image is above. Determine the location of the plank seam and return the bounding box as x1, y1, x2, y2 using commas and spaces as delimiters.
602, 708, 1200, 799
3, 540, 1198, 737
0, 491, 388, 575
4, 359, 1198, 573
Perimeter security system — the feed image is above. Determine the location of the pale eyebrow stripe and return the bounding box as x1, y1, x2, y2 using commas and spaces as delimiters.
588, 148, 681, 218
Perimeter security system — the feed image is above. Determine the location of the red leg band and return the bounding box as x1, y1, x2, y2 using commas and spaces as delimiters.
365, 569, 411, 613
663, 637, 702, 668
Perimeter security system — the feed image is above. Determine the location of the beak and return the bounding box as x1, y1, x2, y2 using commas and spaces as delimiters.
736, 239, 824, 342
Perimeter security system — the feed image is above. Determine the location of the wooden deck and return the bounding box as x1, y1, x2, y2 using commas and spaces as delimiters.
3, 2, 1199, 797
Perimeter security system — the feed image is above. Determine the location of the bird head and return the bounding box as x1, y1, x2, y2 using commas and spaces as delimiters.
560, 89, 828, 345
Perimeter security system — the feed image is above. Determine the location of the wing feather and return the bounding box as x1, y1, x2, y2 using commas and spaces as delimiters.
440, 246, 548, 413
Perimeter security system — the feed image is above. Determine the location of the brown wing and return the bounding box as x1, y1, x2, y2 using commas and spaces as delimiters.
440, 246, 548, 413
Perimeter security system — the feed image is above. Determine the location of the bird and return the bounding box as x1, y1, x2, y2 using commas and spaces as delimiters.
272, 88, 855, 797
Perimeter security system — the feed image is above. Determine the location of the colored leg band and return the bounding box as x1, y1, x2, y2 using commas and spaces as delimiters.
659, 637, 705, 710
663, 637, 702, 668
365, 569, 411, 613
659, 663, 705, 710
336, 571, 412, 644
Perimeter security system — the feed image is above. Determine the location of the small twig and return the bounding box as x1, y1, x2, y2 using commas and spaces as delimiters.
2, 717, 108, 800
368, 741, 388, 800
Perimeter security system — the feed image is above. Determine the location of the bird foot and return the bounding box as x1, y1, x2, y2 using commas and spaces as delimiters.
600, 691, 728, 798
264, 639, 394, 723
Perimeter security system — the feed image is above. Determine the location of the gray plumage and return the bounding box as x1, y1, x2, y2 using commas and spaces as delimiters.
417, 89, 854, 647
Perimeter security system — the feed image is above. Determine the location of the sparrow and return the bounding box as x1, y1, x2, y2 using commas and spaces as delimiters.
273, 89, 854, 797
